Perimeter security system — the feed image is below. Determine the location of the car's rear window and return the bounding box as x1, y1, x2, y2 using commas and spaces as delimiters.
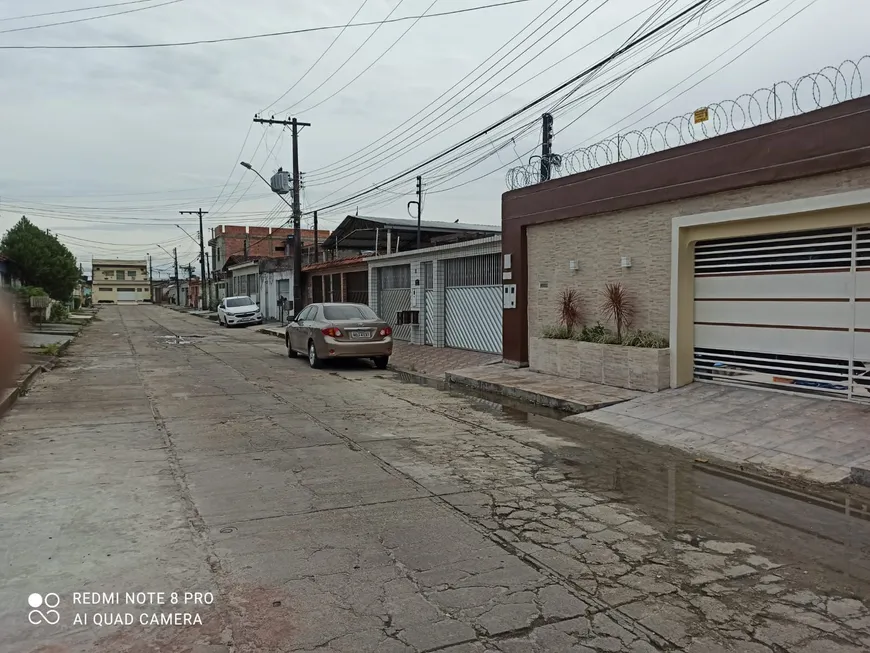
226, 297, 253, 308
323, 305, 377, 320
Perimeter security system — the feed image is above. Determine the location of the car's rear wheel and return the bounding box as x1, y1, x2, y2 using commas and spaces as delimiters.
308, 341, 322, 369
286, 335, 297, 358
373, 356, 389, 370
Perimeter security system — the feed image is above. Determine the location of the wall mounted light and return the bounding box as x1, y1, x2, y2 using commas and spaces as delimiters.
620, 256, 632, 269
569, 260, 578, 272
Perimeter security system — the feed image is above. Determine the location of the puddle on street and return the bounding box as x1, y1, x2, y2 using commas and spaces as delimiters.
155, 334, 211, 345
396, 373, 870, 597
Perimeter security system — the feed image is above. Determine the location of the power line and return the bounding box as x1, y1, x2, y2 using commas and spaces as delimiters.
260, 0, 372, 114
303, 0, 583, 181
305, 0, 678, 204
0, 0, 184, 35
294, 0, 439, 115
277, 0, 410, 115
428, 0, 813, 195
0, 0, 166, 23
308, 0, 772, 215
207, 121, 254, 212
0, 0, 532, 49
305, 0, 620, 208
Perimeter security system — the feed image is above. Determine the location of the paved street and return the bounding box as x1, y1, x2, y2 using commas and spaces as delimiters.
3, 305, 870, 653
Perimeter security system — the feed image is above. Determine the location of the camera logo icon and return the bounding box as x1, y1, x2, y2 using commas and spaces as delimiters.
28, 593, 60, 625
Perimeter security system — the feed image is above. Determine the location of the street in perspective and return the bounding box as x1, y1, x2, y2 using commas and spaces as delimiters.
2, 0, 870, 651
2, 305, 870, 652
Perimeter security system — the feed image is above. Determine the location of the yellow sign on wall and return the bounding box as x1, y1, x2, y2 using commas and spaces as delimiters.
693, 107, 709, 124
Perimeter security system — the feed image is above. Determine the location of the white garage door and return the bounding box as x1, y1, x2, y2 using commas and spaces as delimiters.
693, 225, 870, 402
117, 289, 137, 304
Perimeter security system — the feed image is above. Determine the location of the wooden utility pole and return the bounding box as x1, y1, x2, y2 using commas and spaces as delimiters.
180, 209, 209, 310
253, 115, 310, 315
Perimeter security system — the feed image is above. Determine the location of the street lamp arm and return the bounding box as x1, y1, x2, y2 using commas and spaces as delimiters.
239, 161, 293, 211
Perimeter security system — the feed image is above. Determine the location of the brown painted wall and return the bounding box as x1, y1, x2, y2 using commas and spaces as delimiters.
502, 96, 870, 365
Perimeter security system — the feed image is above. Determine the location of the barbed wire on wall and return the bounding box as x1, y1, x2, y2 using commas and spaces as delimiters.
506, 56, 869, 190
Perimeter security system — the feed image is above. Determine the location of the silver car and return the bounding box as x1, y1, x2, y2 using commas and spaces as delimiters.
285, 303, 393, 369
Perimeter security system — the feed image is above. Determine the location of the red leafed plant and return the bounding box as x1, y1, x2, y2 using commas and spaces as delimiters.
600, 282, 634, 343
558, 288, 581, 335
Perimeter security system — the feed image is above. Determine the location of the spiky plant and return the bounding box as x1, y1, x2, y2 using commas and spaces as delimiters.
558, 288, 581, 336
600, 282, 634, 344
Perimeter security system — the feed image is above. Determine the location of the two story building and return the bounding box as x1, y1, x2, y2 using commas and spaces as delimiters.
91, 259, 149, 304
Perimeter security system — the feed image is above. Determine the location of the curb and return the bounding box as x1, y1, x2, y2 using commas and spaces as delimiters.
445, 371, 623, 414
0, 365, 43, 417
256, 328, 284, 339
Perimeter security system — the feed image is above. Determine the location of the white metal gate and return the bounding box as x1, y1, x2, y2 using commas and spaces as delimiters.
693, 225, 870, 402
378, 264, 412, 342
422, 262, 435, 345
444, 254, 502, 354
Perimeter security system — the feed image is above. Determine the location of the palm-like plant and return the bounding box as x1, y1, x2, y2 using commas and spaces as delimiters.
558, 288, 581, 335
600, 282, 634, 343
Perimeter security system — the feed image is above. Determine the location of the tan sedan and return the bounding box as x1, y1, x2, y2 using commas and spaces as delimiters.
285, 303, 393, 369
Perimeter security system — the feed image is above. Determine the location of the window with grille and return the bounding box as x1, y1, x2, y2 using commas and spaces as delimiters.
445, 254, 500, 287
379, 265, 411, 289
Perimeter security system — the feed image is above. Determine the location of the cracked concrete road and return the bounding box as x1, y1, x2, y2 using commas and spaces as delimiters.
2, 305, 870, 653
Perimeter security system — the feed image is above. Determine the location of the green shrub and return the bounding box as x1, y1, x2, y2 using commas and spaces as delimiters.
542, 324, 573, 339
39, 343, 61, 356
18, 286, 47, 298
622, 330, 669, 348
49, 302, 69, 322
543, 320, 667, 348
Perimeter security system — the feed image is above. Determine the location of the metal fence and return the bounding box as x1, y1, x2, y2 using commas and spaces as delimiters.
378, 264, 412, 341
444, 254, 502, 353
507, 57, 870, 190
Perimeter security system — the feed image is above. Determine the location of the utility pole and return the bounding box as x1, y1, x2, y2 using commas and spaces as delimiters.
180, 209, 209, 310
148, 254, 154, 303
313, 211, 319, 264
407, 176, 423, 249
174, 248, 180, 306
253, 115, 311, 315
540, 112, 554, 184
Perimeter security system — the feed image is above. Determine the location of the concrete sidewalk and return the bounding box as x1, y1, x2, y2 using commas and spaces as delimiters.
448, 363, 870, 486
575, 383, 870, 486
448, 363, 639, 413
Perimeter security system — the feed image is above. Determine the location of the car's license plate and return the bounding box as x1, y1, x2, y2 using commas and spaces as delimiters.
350, 330, 371, 339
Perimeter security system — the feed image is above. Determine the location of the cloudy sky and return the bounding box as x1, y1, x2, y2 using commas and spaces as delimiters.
0, 0, 866, 277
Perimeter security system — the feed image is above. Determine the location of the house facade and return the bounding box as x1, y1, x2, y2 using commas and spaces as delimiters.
0, 255, 22, 291
368, 237, 502, 353
209, 225, 330, 273
502, 94, 870, 403
91, 259, 149, 304
258, 257, 295, 322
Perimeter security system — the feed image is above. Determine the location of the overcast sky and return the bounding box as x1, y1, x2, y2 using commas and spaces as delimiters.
0, 0, 866, 276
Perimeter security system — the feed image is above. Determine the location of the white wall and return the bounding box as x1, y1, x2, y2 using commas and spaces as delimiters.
259, 270, 294, 322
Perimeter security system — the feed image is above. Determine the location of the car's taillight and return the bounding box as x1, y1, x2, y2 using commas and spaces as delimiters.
379, 326, 392, 337
322, 327, 342, 337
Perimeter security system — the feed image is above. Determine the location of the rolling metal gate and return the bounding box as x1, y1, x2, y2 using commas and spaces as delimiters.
423, 262, 435, 345
444, 254, 502, 354
693, 225, 870, 402
378, 264, 412, 341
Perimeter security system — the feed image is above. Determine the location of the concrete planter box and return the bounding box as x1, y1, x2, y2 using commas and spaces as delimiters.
530, 336, 670, 392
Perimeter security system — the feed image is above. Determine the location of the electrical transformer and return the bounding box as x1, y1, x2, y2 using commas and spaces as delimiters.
270, 168, 291, 195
